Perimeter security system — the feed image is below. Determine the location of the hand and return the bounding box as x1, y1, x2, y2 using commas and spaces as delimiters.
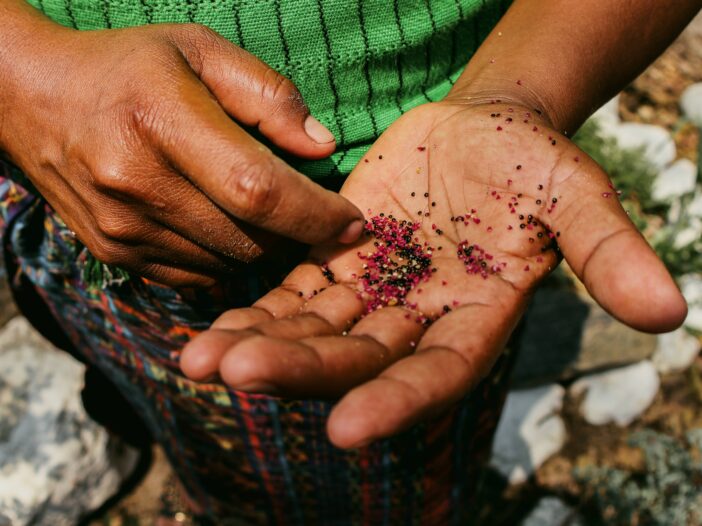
0, 21, 363, 287
180, 100, 687, 447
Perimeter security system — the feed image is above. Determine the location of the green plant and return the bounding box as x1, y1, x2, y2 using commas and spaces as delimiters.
575, 429, 702, 526
574, 119, 702, 277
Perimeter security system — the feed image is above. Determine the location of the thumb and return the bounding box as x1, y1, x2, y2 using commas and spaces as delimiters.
548, 155, 687, 333
168, 25, 336, 160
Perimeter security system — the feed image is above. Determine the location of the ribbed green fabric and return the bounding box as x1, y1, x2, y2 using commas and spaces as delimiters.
27, 0, 509, 178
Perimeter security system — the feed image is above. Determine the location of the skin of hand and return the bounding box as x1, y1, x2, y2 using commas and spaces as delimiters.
0, 2, 364, 287
180, 99, 687, 447
180, 0, 699, 448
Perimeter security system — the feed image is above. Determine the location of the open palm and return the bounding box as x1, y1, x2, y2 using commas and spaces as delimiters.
181, 101, 686, 448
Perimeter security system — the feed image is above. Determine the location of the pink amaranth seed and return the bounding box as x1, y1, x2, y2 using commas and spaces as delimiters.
357, 215, 433, 314
457, 241, 504, 279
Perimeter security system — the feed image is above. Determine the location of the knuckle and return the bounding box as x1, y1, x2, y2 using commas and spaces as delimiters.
88, 236, 125, 267
125, 96, 172, 140
93, 209, 134, 242
224, 157, 280, 219
260, 69, 304, 115
90, 163, 132, 195
171, 23, 224, 73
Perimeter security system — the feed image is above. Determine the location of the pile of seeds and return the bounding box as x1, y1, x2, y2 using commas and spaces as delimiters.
358, 214, 434, 313
456, 241, 505, 278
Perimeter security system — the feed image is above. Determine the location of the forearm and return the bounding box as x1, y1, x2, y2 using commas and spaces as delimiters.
450, 0, 701, 134
0, 1, 71, 153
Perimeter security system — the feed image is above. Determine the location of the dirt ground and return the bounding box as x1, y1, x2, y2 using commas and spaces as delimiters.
89, 14, 702, 526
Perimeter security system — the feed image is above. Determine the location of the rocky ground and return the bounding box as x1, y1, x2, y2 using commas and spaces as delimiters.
1, 13, 701, 526
476, 15, 702, 526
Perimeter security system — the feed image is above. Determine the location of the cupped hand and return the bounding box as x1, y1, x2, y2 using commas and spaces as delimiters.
0, 21, 363, 287
181, 100, 687, 447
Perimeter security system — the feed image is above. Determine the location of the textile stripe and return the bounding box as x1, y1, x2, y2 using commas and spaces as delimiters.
64, 0, 78, 28
232, 0, 244, 47
100, 0, 112, 28
236, 394, 281, 524
392, 0, 407, 115
139, 0, 153, 23
421, 0, 438, 103
316, 0, 345, 145
273, 0, 291, 75
268, 400, 304, 524
357, 0, 380, 138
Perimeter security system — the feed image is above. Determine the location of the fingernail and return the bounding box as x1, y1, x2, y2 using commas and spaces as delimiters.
337, 219, 364, 244
304, 115, 336, 144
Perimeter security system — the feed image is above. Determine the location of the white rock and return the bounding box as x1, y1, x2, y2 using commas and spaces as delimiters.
689, 191, 702, 218
674, 220, 702, 249
0, 317, 138, 526
681, 275, 702, 331
521, 497, 583, 526
490, 384, 566, 485
653, 159, 697, 202
681, 83, 702, 126
593, 96, 621, 123
570, 361, 659, 426
609, 123, 677, 170
591, 96, 621, 136
653, 328, 700, 374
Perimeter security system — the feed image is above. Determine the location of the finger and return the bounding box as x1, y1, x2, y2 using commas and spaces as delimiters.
217, 271, 364, 333
211, 262, 331, 331
180, 328, 256, 381
182, 313, 339, 381
327, 300, 523, 449
33, 181, 216, 287
54, 177, 242, 277
548, 156, 687, 332
218, 307, 423, 397
152, 76, 364, 246
136, 262, 216, 289
182, 267, 361, 381
169, 25, 336, 159
79, 146, 269, 263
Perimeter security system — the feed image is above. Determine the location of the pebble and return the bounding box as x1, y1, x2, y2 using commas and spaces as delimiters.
681, 274, 702, 332
0, 317, 138, 526
570, 360, 660, 426
520, 497, 584, 526
680, 82, 702, 126
673, 220, 702, 249
591, 95, 621, 136
652, 327, 701, 374
608, 122, 676, 170
652, 158, 698, 202
490, 384, 567, 485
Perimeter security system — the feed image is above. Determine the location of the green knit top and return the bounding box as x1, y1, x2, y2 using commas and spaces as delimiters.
27, 0, 509, 178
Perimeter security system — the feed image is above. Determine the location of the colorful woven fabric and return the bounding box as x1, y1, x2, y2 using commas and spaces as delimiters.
0, 174, 515, 524
26, 0, 509, 178
3, 1, 517, 523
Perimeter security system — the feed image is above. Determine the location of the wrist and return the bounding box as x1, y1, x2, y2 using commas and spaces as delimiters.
445, 73, 566, 134
0, 5, 74, 154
